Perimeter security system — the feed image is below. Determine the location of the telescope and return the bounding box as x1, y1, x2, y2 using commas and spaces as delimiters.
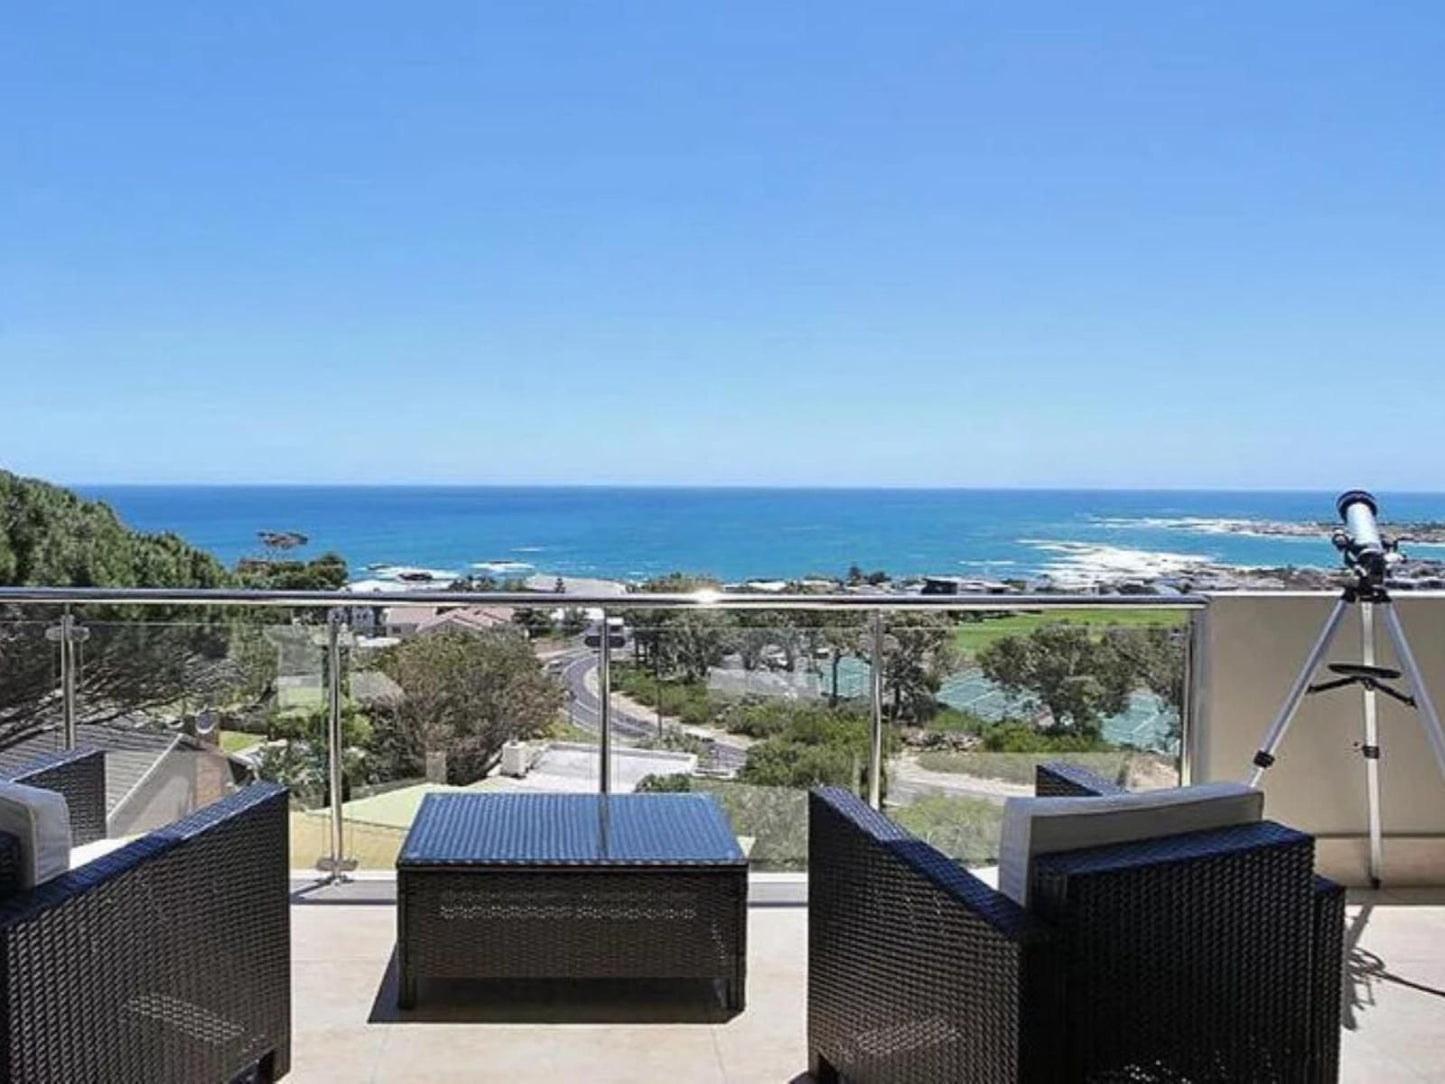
1333, 489, 1390, 583
1249, 488, 1445, 888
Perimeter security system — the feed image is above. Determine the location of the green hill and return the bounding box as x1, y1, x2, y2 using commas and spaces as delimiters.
0, 470, 228, 588
0, 470, 346, 590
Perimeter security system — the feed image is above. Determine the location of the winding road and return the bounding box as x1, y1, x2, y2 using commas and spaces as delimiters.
549, 648, 748, 773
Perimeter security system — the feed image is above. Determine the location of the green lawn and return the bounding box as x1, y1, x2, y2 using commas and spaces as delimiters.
952, 608, 1191, 655
550, 714, 596, 743
219, 729, 263, 754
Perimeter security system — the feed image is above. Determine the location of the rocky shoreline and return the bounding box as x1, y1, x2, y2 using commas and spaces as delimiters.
1123, 558, 1445, 593
1195, 519, 1445, 545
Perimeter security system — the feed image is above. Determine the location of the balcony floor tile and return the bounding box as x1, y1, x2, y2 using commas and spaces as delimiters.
288, 889, 1445, 1082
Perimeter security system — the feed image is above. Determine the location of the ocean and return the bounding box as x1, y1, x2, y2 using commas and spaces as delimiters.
74, 486, 1445, 587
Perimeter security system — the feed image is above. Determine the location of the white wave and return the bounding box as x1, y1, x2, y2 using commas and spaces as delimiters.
1018, 539, 1213, 587
347, 570, 459, 593
512, 546, 547, 553
1086, 514, 1330, 541
472, 560, 535, 574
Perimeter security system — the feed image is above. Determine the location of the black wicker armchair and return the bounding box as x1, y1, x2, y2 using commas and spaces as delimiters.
808, 765, 1345, 1084
0, 746, 291, 1084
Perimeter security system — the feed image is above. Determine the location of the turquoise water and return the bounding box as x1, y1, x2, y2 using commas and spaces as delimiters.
74, 485, 1445, 584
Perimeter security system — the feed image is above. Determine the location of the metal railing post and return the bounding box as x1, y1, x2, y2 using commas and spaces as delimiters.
599, 607, 612, 794
323, 608, 353, 881
1180, 610, 1200, 786
60, 611, 78, 749
867, 610, 885, 809
47, 608, 89, 749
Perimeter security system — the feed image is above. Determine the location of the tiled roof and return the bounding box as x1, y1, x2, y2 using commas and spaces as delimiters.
415, 605, 515, 634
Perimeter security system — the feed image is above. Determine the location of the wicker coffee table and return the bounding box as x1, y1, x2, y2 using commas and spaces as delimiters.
395, 792, 748, 1010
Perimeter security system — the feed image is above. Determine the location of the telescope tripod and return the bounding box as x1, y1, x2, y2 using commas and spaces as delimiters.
1248, 583, 1445, 888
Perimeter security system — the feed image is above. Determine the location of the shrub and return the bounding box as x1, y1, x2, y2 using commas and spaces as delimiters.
737, 738, 861, 790
925, 707, 989, 735
735, 705, 889, 793
977, 719, 1107, 754
635, 773, 694, 792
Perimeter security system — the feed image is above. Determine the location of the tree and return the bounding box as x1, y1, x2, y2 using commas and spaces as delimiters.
450, 574, 495, 591
1103, 624, 1187, 745
0, 470, 239, 745
818, 613, 867, 707
0, 470, 229, 588
1104, 625, 1187, 713
628, 573, 734, 682
880, 613, 959, 725
977, 622, 1135, 738
732, 608, 813, 673
511, 608, 554, 639
255, 706, 372, 806
664, 610, 735, 681
375, 629, 563, 783
236, 552, 348, 590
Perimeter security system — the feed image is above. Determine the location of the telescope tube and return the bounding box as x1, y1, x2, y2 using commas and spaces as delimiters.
1337, 489, 1387, 580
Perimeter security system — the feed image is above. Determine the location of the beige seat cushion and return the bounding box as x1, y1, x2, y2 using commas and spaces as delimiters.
70, 834, 139, 869
0, 781, 72, 890
998, 782, 1264, 907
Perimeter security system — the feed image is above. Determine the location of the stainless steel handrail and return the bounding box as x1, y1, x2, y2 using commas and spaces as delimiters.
0, 586, 1209, 610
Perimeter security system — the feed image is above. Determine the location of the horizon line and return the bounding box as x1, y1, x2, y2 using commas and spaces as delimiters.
58, 480, 1445, 496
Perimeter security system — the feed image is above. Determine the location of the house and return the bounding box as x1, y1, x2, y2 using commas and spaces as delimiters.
0, 720, 247, 838
382, 605, 441, 637
921, 575, 1014, 595
414, 605, 515, 637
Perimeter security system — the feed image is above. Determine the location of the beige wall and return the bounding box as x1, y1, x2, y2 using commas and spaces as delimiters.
1193, 593, 1445, 884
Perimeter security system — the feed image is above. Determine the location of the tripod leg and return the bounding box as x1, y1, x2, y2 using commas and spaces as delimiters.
1380, 604, 1445, 778
1360, 603, 1384, 889
1248, 597, 1351, 786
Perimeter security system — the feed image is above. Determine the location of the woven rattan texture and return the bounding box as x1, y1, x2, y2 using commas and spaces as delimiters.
1034, 762, 1128, 798
0, 781, 290, 1084
398, 792, 747, 867
808, 788, 1058, 1083
396, 794, 747, 1011
1310, 876, 1346, 1083
1032, 821, 1321, 1082
809, 777, 1345, 1083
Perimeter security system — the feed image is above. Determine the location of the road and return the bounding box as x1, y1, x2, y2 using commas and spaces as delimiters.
553, 649, 657, 740
549, 649, 748, 773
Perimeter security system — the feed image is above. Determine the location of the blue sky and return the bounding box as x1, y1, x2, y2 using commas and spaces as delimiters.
3, 3, 1442, 489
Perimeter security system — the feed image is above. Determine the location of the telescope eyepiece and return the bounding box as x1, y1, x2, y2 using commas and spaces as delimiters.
1337, 489, 1378, 522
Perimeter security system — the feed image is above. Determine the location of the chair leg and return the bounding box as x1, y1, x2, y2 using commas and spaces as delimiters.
398, 972, 417, 1010
811, 1051, 841, 1083
725, 972, 745, 1013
